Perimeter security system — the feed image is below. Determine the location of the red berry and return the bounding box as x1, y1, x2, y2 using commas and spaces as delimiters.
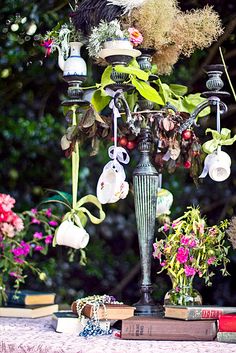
184, 160, 191, 169
126, 141, 136, 150
182, 130, 192, 141
119, 137, 128, 147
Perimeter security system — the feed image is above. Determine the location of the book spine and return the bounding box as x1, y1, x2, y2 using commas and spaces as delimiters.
218, 317, 236, 332
187, 308, 224, 320
7, 293, 26, 305
217, 332, 236, 343
121, 320, 216, 340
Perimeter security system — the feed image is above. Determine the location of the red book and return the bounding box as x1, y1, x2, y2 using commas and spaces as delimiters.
219, 314, 236, 332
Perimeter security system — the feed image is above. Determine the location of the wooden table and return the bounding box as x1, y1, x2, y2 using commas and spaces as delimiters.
1, 316, 236, 353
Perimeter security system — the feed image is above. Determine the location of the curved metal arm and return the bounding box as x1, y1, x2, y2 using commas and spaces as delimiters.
178, 97, 228, 134
113, 92, 141, 135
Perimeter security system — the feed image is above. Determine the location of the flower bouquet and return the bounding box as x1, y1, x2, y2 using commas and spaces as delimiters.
0, 193, 59, 305
153, 206, 230, 305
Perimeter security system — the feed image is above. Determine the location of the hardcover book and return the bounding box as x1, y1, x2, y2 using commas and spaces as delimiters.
217, 331, 236, 343
7, 290, 56, 306
121, 316, 217, 341
0, 304, 59, 318
52, 311, 111, 333
71, 302, 135, 320
218, 313, 236, 332
164, 305, 236, 320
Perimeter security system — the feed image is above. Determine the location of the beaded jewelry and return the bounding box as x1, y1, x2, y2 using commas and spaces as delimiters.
76, 294, 123, 337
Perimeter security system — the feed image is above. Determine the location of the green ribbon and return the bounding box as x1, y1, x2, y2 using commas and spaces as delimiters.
202, 128, 236, 154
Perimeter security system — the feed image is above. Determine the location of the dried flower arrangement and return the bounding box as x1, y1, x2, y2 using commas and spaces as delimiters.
129, 2, 223, 74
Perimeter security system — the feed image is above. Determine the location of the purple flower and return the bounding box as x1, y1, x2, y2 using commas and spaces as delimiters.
176, 247, 189, 264
45, 235, 53, 244
33, 232, 43, 239
184, 265, 197, 277
48, 220, 58, 227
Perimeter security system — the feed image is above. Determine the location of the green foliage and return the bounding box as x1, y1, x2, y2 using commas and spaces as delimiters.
202, 128, 236, 154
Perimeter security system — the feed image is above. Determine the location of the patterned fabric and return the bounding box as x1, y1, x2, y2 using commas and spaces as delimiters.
0, 316, 236, 353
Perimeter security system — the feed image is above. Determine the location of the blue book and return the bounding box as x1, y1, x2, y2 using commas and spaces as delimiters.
7, 290, 56, 306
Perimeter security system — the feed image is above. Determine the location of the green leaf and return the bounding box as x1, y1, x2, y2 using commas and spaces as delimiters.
91, 89, 110, 113
101, 66, 114, 87
41, 190, 72, 208
115, 65, 149, 81
202, 140, 219, 154
131, 77, 164, 105
182, 94, 210, 117
126, 91, 138, 111
169, 84, 188, 96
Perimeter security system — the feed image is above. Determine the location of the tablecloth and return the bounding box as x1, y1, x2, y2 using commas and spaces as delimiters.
1, 316, 236, 353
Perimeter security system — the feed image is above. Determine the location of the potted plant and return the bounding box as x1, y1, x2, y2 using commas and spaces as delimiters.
153, 206, 230, 305
87, 19, 143, 59
0, 193, 59, 306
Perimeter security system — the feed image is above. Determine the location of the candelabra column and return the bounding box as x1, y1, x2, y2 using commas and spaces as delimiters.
133, 126, 163, 316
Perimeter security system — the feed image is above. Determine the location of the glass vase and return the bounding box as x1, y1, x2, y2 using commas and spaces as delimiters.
164, 276, 202, 306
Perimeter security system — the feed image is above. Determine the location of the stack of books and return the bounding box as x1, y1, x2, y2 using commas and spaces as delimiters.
0, 290, 58, 318
217, 314, 236, 343
121, 305, 236, 341
53, 300, 136, 335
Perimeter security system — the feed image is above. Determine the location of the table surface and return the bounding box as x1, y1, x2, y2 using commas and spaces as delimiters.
1, 316, 236, 353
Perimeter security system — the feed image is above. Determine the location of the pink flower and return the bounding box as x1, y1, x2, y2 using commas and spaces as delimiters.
12, 214, 24, 232
172, 221, 180, 228
41, 39, 53, 57
207, 256, 216, 265
31, 208, 38, 214
14, 257, 24, 264
163, 223, 170, 232
176, 247, 189, 264
1, 223, 15, 238
189, 239, 197, 248
128, 28, 143, 46
31, 218, 41, 224
180, 235, 190, 246
12, 247, 25, 256
33, 232, 43, 239
0, 194, 15, 211
198, 221, 205, 235
45, 235, 53, 244
34, 245, 44, 251
184, 265, 196, 277
45, 208, 52, 217
160, 261, 167, 267
48, 220, 58, 227
9, 272, 18, 277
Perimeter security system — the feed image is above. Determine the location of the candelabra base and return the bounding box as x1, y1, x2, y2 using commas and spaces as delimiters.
133, 285, 164, 317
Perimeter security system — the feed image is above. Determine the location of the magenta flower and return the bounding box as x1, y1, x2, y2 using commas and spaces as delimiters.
207, 256, 216, 265
31, 218, 41, 224
41, 39, 53, 57
176, 247, 189, 264
45, 235, 53, 244
189, 239, 197, 248
45, 208, 52, 218
34, 245, 44, 251
180, 235, 190, 246
184, 265, 196, 277
163, 223, 170, 232
31, 208, 38, 214
14, 257, 24, 264
48, 220, 58, 227
160, 261, 167, 267
33, 232, 43, 239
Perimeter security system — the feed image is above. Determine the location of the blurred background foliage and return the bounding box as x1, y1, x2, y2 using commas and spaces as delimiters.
0, 0, 236, 307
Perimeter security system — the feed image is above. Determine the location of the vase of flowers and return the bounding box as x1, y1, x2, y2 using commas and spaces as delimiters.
153, 206, 230, 306
0, 193, 59, 306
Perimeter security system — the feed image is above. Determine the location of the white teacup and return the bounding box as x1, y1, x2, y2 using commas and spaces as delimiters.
56, 220, 89, 249
156, 188, 174, 217
200, 150, 231, 182
97, 161, 129, 204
